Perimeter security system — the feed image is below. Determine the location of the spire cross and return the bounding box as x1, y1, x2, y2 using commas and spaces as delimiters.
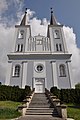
50, 8, 53, 13
50, 7, 57, 25
20, 8, 27, 26
25, 8, 27, 14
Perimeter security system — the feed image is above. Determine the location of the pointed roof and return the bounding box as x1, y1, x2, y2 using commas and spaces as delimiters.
50, 8, 57, 25
20, 8, 27, 26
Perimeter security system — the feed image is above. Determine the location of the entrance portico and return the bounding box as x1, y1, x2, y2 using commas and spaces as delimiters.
34, 78, 45, 93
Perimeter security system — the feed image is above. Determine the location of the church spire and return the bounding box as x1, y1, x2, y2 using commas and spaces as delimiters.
50, 8, 57, 25
20, 8, 27, 26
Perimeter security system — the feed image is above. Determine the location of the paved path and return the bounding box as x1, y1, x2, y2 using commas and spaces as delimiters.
16, 115, 63, 120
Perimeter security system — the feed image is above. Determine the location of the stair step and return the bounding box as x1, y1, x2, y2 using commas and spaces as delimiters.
27, 108, 54, 110
25, 113, 53, 115
29, 106, 51, 108
26, 93, 59, 117
26, 109, 54, 113
31, 101, 48, 103
29, 103, 50, 105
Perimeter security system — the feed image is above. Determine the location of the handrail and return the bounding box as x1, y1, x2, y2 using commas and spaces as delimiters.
18, 88, 35, 116
45, 88, 67, 120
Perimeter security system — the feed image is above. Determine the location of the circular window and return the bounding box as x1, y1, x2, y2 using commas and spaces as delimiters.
35, 64, 44, 72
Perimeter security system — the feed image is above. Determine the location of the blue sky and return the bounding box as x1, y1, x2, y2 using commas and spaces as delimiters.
23, 0, 80, 48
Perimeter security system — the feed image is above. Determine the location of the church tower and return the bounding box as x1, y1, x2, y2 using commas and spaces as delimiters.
5, 8, 72, 92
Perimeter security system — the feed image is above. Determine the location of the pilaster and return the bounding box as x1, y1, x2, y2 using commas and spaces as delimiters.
22, 61, 28, 88
51, 61, 58, 87
66, 61, 72, 88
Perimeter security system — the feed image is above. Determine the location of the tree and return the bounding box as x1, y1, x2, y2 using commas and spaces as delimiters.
0, 82, 2, 85
75, 83, 80, 89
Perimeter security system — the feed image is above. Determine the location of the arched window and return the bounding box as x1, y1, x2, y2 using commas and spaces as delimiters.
18, 30, 24, 39
14, 65, 20, 77
54, 30, 60, 39
59, 64, 66, 77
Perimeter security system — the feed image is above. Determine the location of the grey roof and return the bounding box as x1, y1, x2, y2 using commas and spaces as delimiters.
20, 9, 27, 26
50, 9, 57, 25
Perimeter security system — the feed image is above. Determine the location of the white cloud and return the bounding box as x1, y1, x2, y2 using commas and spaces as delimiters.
0, 0, 8, 13
63, 26, 80, 87
0, 9, 80, 88
0, 24, 15, 83
14, 0, 24, 19
30, 17, 48, 36
0, 0, 23, 14
0, 0, 24, 26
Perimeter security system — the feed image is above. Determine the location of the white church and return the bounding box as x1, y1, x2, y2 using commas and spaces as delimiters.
5, 8, 72, 93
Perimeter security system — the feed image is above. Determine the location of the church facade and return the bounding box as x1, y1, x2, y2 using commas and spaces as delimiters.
5, 9, 72, 93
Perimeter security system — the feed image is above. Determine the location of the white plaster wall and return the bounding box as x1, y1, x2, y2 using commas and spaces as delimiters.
27, 61, 33, 88
33, 61, 46, 78
14, 26, 31, 53
56, 60, 71, 89
61, 28, 68, 52
22, 62, 27, 88
48, 26, 68, 53
25, 27, 31, 52
46, 61, 53, 89
49, 27, 55, 52
10, 61, 22, 88
51, 61, 58, 87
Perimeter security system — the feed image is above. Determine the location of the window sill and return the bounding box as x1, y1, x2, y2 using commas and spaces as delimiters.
54, 38, 60, 39
12, 76, 20, 78
18, 38, 24, 39
59, 75, 66, 77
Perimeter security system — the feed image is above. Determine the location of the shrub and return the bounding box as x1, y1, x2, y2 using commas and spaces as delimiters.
50, 86, 80, 104
50, 87, 60, 98
0, 85, 31, 102
75, 83, 80, 89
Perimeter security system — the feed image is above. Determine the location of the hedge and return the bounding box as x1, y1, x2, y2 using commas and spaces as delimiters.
50, 87, 80, 104
0, 85, 31, 102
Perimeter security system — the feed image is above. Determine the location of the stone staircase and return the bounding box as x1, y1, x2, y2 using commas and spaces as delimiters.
25, 93, 59, 117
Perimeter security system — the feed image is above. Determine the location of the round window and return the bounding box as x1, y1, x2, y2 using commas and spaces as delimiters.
35, 64, 44, 72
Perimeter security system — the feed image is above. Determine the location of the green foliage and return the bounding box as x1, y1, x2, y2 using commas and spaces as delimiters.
50, 87, 80, 104
60, 89, 72, 103
0, 85, 31, 102
0, 108, 21, 119
0, 101, 21, 109
25, 85, 31, 96
50, 87, 60, 98
67, 103, 80, 120
0, 101, 21, 119
75, 83, 80, 89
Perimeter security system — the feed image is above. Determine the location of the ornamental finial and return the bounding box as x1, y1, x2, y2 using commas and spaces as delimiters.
50, 8, 53, 14
25, 8, 27, 14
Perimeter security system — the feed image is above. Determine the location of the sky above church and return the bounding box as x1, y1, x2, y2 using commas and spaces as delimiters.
0, 0, 80, 47
0, 0, 80, 87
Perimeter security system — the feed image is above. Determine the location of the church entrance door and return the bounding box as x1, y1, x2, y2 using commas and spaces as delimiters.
35, 78, 45, 93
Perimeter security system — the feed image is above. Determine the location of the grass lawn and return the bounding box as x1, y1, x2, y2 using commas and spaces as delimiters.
66, 103, 80, 120
0, 101, 22, 119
